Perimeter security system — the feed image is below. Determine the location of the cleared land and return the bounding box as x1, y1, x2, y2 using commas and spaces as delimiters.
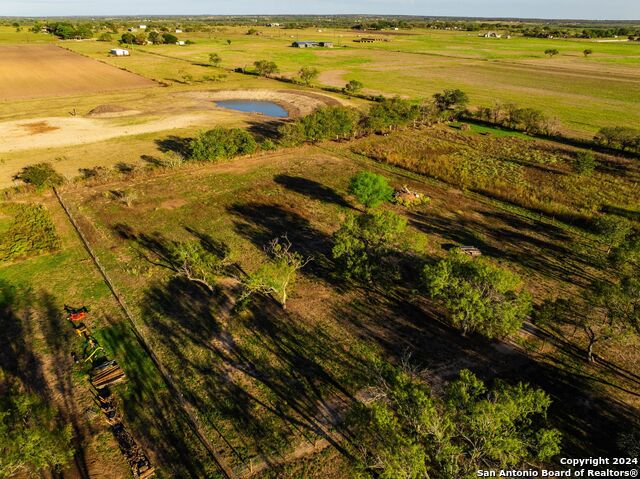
0, 44, 156, 100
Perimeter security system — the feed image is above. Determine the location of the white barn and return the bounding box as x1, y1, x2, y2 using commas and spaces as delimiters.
110, 48, 130, 56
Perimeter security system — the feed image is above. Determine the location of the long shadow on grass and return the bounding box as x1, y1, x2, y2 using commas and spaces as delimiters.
273, 174, 354, 210
333, 291, 640, 458
0, 280, 48, 395
409, 208, 598, 287
228, 202, 338, 286
137, 273, 366, 469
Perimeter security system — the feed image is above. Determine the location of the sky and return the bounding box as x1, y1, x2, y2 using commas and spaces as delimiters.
1, 0, 639, 20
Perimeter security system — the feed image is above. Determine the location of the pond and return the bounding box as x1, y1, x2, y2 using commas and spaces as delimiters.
215, 100, 289, 118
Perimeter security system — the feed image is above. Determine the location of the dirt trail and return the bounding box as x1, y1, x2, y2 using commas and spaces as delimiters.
0, 114, 211, 153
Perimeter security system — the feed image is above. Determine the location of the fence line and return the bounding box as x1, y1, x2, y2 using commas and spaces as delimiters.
53, 187, 235, 479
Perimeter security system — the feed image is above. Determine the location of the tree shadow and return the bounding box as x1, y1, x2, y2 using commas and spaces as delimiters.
246, 119, 287, 140
228, 202, 337, 284
273, 174, 353, 210
155, 135, 193, 157
333, 289, 640, 458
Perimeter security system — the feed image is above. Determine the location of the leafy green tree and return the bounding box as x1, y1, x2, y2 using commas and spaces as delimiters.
148, 31, 162, 44
298, 66, 319, 85
583, 48, 593, 57
162, 32, 178, 44
226, 39, 232, 45
544, 48, 559, 57
97, 32, 112, 42
208, 53, 222, 67
134, 32, 147, 45
332, 210, 406, 282
432, 88, 469, 116
348, 171, 394, 209
423, 249, 532, 338
0, 384, 74, 477
594, 126, 640, 152
594, 275, 640, 337
120, 32, 136, 44
349, 363, 561, 479
364, 97, 421, 132
574, 151, 597, 175
240, 235, 311, 308
189, 128, 257, 161
165, 240, 231, 292
13, 163, 64, 191
278, 106, 361, 145
253, 60, 279, 76
344, 79, 364, 95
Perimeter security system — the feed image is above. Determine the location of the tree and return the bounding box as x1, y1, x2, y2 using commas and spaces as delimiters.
332, 210, 406, 282
162, 32, 178, 44
574, 151, 597, 175
240, 235, 311, 308
148, 31, 162, 44
593, 215, 632, 254
432, 89, 469, 117
278, 106, 361, 145
594, 126, 640, 152
97, 32, 112, 42
348, 171, 394, 209
13, 163, 64, 191
610, 233, 640, 274
344, 79, 364, 95
189, 128, 257, 161
0, 384, 74, 477
583, 48, 593, 57
139, 234, 231, 292
120, 32, 136, 45
226, 39, 232, 45
544, 48, 559, 57
364, 97, 421, 132
349, 362, 561, 479
134, 32, 147, 45
253, 59, 278, 76
594, 275, 640, 338
208, 53, 221, 67
423, 249, 532, 338
298, 66, 319, 85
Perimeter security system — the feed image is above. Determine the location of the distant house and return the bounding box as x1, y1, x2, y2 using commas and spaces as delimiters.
291, 41, 333, 48
110, 48, 130, 56
139, 25, 147, 30
354, 37, 376, 43
175, 29, 183, 33
292, 41, 319, 48
176, 40, 186, 46
267, 23, 280, 27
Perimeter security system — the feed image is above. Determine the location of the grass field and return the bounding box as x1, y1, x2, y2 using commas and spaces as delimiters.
2, 20, 639, 479
61, 26, 640, 137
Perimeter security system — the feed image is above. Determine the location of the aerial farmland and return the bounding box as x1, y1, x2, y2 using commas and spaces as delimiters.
0, 10, 639, 479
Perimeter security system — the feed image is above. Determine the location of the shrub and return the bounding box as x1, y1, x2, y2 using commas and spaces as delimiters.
13, 163, 64, 190
433, 88, 469, 116
278, 106, 361, 145
97, 32, 112, 42
189, 128, 257, 161
298, 66, 319, 85
343, 79, 364, 95
0, 203, 61, 262
348, 171, 394, 209
594, 126, 640, 152
120, 32, 135, 44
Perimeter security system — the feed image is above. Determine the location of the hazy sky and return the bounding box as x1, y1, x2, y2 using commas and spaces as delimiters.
2, 0, 639, 20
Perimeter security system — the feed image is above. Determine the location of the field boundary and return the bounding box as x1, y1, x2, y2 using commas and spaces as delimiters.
52, 187, 236, 479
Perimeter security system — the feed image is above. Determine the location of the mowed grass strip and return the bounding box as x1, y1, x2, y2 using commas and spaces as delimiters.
0, 44, 156, 100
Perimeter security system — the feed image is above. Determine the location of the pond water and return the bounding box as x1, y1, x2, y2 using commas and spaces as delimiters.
215, 100, 289, 118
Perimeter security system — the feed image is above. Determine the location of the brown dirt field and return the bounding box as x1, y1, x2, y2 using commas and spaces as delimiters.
20, 120, 60, 134
0, 45, 156, 101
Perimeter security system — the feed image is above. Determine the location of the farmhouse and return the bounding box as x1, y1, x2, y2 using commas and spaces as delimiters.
139, 25, 147, 30
110, 48, 130, 56
354, 37, 387, 43
291, 41, 333, 48
267, 23, 280, 27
